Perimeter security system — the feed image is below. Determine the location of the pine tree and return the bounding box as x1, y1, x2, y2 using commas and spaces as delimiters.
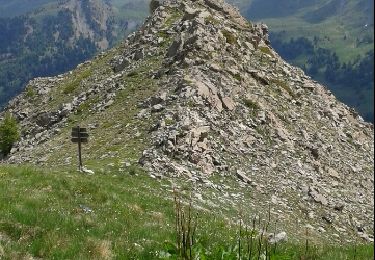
0, 113, 20, 156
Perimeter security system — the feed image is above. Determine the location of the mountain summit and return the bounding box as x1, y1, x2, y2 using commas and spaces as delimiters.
1, 0, 374, 243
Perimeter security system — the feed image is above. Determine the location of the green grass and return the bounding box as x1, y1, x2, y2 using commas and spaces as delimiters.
205, 16, 220, 25
259, 46, 275, 57
244, 0, 373, 63
62, 69, 92, 95
0, 165, 177, 259
0, 165, 373, 259
163, 8, 183, 28
25, 86, 36, 99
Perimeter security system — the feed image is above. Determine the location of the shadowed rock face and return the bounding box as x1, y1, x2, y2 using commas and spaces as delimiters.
1, 0, 373, 243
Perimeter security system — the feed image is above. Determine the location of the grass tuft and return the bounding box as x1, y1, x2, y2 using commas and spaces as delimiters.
259, 46, 275, 57
62, 69, 92, 95
222, 30, 237, 45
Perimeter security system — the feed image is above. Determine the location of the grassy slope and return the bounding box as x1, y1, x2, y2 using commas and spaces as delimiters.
0, 165, 373, 259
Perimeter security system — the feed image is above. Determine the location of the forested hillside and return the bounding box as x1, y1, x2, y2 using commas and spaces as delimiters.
0, 0, 145, 108
0, 11, 97, 105
243, 0, 374, 121
271, 36, 373, 121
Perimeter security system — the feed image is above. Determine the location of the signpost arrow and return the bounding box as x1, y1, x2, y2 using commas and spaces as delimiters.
71, 132, 89, 138
71, 137, 88, 143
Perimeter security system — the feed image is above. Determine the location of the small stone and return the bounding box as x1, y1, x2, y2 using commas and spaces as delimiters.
322, 214, 333, 224
309, 187, 328, 206
268, 232, 287, 244
151, 104, 164, 113
317, 227, 326, 233
79, 204, 93, 213
221, 96, 235, 110
82, 167, 95, 175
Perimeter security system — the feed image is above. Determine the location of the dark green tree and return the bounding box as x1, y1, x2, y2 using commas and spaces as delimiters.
0, 113, 20, 156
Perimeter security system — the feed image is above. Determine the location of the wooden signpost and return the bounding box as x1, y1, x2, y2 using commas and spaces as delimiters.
71, 126, 89, 171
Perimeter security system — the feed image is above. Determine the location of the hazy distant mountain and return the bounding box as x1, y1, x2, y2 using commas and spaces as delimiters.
0, 0, 146, 107
0, 0, 53, 17
242, 0, 374, 121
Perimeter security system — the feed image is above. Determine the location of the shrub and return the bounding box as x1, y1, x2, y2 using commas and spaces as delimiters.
0, 113, 20, 156
25, 86, 36, 98
243, 99, 260, 111
243, 99, 261, 118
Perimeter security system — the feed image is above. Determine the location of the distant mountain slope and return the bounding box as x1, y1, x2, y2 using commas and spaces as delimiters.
242, 0, 374, 121
0, 0, 53, 17
0, 0, 145, 107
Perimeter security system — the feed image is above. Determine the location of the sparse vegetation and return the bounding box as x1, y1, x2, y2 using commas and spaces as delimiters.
244, 99, 260, 111
25, 86, 36, 98
62, 69, 92, 95
233, 73, 242, 81
205, 16, 220, 25
259, 46, 275, 57
228, 70, 242, 82
222, 30, 237, 45
271, 78, 296, 98
163, 8, 183, 28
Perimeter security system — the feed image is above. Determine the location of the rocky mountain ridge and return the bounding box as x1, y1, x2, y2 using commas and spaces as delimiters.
1, 0, 373, 122
1, 0, 374, 244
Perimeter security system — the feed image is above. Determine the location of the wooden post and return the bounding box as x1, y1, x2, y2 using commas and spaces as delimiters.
71, 126, 88, 172
77, 125, 83, 172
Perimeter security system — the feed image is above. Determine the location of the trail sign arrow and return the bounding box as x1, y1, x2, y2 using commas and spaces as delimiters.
71, 137, 88, 143
71, 132, 89, 138
72, 127, 87, 132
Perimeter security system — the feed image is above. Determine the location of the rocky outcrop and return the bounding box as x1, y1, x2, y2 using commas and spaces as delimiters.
1, 0, 373, 244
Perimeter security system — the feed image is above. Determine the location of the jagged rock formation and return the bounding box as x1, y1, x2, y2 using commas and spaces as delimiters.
1, 0, 373, 243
